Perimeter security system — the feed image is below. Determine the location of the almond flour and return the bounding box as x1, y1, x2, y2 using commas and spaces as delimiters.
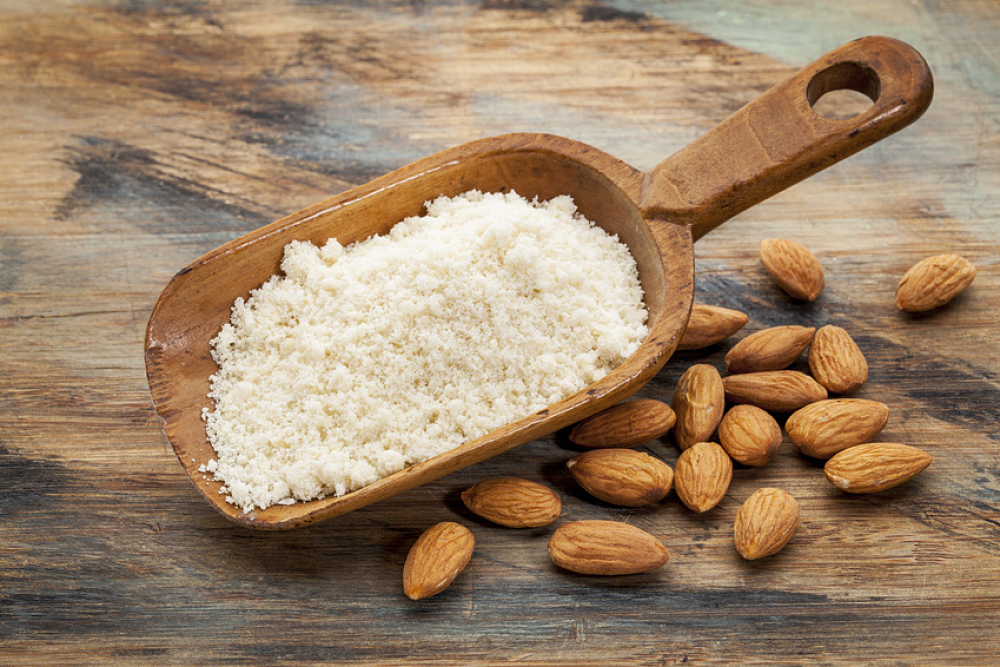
201, 190, 648, 511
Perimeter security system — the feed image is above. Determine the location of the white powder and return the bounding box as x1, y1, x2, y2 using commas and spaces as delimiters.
202, 190, 648, 511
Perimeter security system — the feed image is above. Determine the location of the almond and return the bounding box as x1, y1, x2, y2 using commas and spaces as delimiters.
896, 253, 976, 312
760, 238, 824, 301
808, 325, 868, 394
548, 520, 669, 575
673, 441, 733, 513
722, 370, 827, 412
824, 443, 932, 494
725, 325, 816, 374
672, 364, 725, 450
403, 522, 475, 600
567, 449, 673, 507
461, 477, 561, 528
569, 399, 676, 449
677, 304, 749, 350
733, 488, 800, 560
717, 404, 782, 467
786, 399, 889, 459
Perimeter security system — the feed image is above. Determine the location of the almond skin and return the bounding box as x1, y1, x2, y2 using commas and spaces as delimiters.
760, 238, 824, 301
717, 404, 782, 467
786, 399, 889, 459
548, 520, 669, 575
403, 522, 475, 600
734, 488, 800, 560
725, 325, 816, 374
677, 304, 749, 350
808, 325, 868, 394
461, 477, 561, 528
722, 370, 828, 412
896, 253, 976, 312
824, 443, 932, 493
674, 441, 733, 513
672, 364, 726, 450
567, 449, 673, 507
569, 399, 676, 449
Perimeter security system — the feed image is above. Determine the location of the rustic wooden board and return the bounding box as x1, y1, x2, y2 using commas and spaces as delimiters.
1, 0, 997, 665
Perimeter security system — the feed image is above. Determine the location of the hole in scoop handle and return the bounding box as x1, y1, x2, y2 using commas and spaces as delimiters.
640, 36, 933, 240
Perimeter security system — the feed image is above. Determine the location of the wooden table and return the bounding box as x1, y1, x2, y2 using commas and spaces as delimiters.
2, 1, 997, 664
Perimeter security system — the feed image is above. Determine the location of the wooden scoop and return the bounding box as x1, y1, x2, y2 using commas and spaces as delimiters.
145, 36, 932, 529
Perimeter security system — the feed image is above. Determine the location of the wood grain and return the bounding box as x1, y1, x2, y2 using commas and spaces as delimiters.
1, 0, 997, 665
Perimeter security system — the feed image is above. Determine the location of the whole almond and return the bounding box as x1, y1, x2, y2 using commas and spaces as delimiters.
403, 522, 475, 600
678, 304, 749, 350
734, 488, 800, 560
672, 364, 725, 450
674, 441, 733, 513
567, 449, 673, 507
717, 405, 782, 467
569, 399, 676, 449
760, 238, 824, 301
896, 253, 976, 312
786, 398, 889, 459
725, 325, 816, 374
461, 477, 561, 528
548, 520, 669, 575
722, 370, 827, 412
824, 443, 932, 493
808, 325, 868, 394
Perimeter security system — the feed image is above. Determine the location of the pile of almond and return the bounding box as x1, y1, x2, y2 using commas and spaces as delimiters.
401, 241, 974, 599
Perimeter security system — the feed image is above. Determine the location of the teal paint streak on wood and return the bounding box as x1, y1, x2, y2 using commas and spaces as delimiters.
610, 0, 927, 64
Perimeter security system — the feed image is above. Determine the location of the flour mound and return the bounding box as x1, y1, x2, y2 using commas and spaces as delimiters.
202, 190, 648, 511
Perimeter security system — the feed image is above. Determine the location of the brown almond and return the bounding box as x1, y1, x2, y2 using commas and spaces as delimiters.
722, 370, 828, 412
461, 477, 561, 528
824, 443, 932, 494
760, 238, 824, 301
677, 304, 749, 350
673, 441, 733, 513
725, 325, 816, 374
567, 449, 673, 507
786, 399, 889, 459
808, 325, 868, 394
734, 488, 800, 560
717, 404, 782, 467
403, 522, 475, 600
896, 253, 976, 312
672, 364, 725, 450
569, 399, 676, 449
548, 520, 669, 576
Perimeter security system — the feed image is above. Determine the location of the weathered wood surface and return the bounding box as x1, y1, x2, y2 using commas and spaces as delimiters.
1, 1, 997, 665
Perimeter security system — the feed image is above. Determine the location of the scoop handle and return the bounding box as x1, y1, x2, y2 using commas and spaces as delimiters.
640, 36, 933, 240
